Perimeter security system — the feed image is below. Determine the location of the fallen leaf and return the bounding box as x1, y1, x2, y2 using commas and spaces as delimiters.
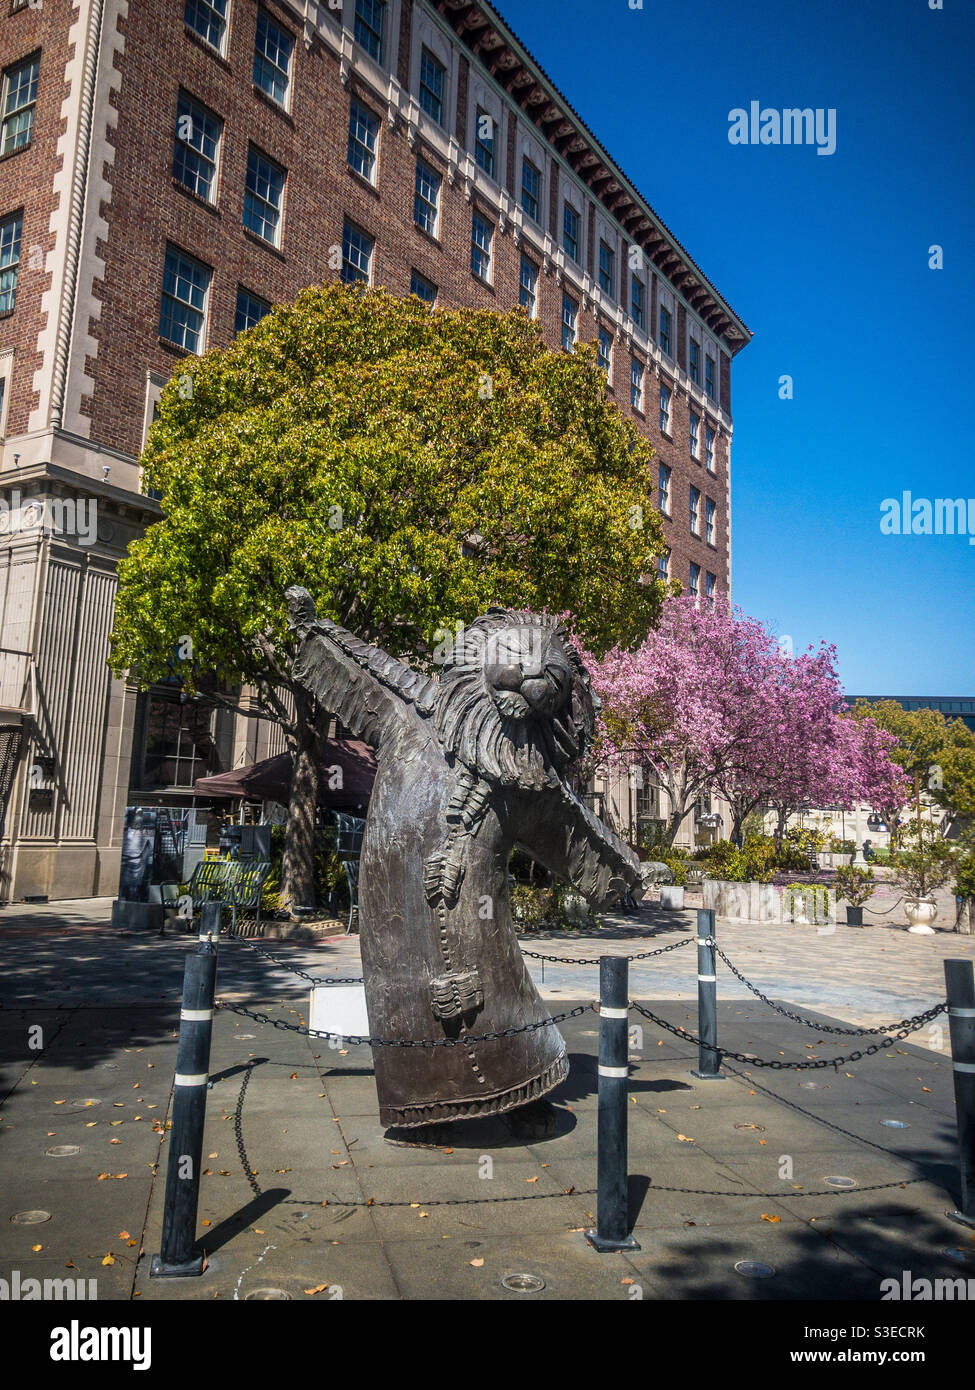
621, 1277, 634, 1285
304, 1284, 329, 1296
102, 1253, 115, 1266
760, 1214, 781, 1223
32, 1244, 42, 1252
526, 1176, 538, 1184
289, 1073, 299, 1080
119, 1231, 131, 1241
469, 1258, 484, 1268
676, 1134, 694, 1143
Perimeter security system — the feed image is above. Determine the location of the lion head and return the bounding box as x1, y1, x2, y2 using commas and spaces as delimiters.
434, 608, 599, 790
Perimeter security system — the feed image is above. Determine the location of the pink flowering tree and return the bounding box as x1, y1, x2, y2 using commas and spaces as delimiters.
585, 595, 908, 849
583, 596, 790, 847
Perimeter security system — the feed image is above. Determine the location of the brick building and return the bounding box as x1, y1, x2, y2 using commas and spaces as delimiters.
0, 0, 750, 900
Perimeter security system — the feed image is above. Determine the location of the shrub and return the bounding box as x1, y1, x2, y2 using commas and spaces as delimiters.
834, 865, 876, 908
828, 836, 855, 855
891, 830, 956, 898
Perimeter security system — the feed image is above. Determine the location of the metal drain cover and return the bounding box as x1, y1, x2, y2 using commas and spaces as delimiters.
45, 1146, 80, 1158
824, 1175, 858, 1189
735, 1260, 775, 1278
800, 1082, 827, 1090
501, 1273, 546, 1293
11, 1210, 51, 1225
244, 1288, 292, 1300
880, 1120, 909, 1129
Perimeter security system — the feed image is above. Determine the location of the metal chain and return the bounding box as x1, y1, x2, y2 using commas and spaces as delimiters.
229, 933, 363, 985
215, 998, 592, 1047
712, 943, 946, 1039
628, 999, 947, 1071
521, 935, 699, 966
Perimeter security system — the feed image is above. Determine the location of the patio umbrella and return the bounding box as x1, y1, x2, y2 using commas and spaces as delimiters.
193, 738, 376, 808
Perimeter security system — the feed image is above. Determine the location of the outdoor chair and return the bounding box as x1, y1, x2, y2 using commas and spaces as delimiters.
225, 860, 273, 937
341, 856, 360, 935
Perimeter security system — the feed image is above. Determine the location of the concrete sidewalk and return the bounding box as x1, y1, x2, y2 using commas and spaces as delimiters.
1, 905, 974, 1301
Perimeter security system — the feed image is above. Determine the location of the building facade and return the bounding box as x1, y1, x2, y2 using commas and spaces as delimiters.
0, 0, 750, 900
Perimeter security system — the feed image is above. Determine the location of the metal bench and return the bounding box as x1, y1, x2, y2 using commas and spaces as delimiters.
225, 860, 273, 936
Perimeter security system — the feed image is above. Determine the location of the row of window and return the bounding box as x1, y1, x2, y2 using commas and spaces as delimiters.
184, 0, 295, 109
159, 243, 271, 351
656, 465, 720, 543
656, 551, 719, 604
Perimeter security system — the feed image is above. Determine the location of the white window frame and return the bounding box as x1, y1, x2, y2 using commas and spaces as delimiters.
173, 91, 223, 205
184, 0, 230, 57
414, 157, 442, 238
353, 0, 387, 66
705, 497, 716, 546
409, 268, 437, 305
658, 462, 671, 517
347, 97, 380, 184
689, 485, 701, 536
519, 254, 538, 318
598, 325, 613, 380
0, 348, 13, 439
341, 219, 374, 285
561, 292, 578, 351
243, 144, 286, 248
689, 409, 700, 459
471, 210, 493, 283
705, 423, 716, 472
253, 7, 295, 111
659, 382, 672, 434
630, 357, 644, 412
159, 244, 212, 355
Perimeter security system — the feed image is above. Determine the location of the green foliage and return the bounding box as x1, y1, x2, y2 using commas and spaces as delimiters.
827, 836, 855, 855
891, 829, 957, 898
854, 699, 975, 817
703, 839, 748, 882
662, 855, 689, 887
509, 882, 572, 930
110, 284, 669, 698
786, 826, 827, 853
834, 865, 876, 907
954, 845, 975, 901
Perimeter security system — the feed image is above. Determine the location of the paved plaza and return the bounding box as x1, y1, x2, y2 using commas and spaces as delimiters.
1, 896, 974, 1301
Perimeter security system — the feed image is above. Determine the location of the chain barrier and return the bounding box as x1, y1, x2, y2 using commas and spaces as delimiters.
712, 943, 946, 1039
628, 999, 946, 1071
215, 997, 593, 1048
521, 934, 699, 966
228, 933, 363, 986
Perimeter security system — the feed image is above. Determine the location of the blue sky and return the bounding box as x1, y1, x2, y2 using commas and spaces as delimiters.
501, 0, 975, 695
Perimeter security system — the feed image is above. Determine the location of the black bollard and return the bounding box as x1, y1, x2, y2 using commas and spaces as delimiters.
150, 906, 220, 1277
944, 958, 975, 1229
586, 955, 640, 1252
691, 908, 723, 1080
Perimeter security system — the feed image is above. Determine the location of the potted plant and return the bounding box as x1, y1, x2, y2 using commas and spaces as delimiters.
659, 855, 688, 909
834, 865, 875, 926
890, 828, 956, 933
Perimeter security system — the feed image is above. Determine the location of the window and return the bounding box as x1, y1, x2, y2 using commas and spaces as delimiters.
659, 383, 671, 434
410, 269, 437, 305
630, 358, 644, 411
705, 497, 716, 546
142, 692, 220, 790
354, 0, 385, 64
419, 46, 446, 125
341, 220, 373, 284
235, 288, 270, 335
598, 326, 612, 380
659, 305, 672, 357
470, 211, 492, 281
347, 99, 379, 182
689, 337, 701, 386
1, 54, 39, 156
0, 211, 23, 315
244, 145, 285, 246
563, 203, 580, 261
705, 353, 717, 401
689, 409, 699, 459
705, 424, 715, 472
173, 93, 222, 204
519, 255, 538, 317
254, 9, 294, 108
474, 108, 495, 177
631, 274, 645, 329
159, 245, 211, 353
706, 571, 717, 607
658, 462, 671, 516
689, 486, 701, 535
689, 561, 701, 602
521, 158, 540, 222
184, 0, 228, 53
658, 548, 670, 582
599, 240, 615, 299
561, 293, 577, 352
414, 159, 442, 237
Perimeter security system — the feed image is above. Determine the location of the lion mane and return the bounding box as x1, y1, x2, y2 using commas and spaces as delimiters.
433, 608, 598, 792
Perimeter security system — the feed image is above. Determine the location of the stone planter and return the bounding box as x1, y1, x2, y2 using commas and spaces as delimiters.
702, 878, 778, 922
659, 885, 685, 910
821, 852, 853, 870
905, 895, 938, 934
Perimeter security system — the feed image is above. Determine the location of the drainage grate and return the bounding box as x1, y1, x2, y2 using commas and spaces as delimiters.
734, 1260, 775, 1278
501, 1273, 546, 1293
11, 1211, 51, 1225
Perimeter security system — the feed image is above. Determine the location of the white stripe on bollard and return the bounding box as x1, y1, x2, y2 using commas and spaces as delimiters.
598, 1065, 629, 1078
949, 1007, 975, 1018
180, 1009, 213, 1022
174, 1073, 209, 1087
698, 974, 717, 983
954, 1062, 975, 1074
600, 1006, 628, 1019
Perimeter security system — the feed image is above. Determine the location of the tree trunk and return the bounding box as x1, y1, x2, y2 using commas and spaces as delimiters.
665, 804, 689, 848
281, 689, 320, 910
955, 896, 974, 935
773, 805, 789, 849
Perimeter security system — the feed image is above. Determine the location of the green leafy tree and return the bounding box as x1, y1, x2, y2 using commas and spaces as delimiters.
853, 700, 975, 835
110, 285, 667, 905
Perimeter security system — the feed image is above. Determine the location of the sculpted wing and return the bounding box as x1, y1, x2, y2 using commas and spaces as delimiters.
285, 586, 437, 749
